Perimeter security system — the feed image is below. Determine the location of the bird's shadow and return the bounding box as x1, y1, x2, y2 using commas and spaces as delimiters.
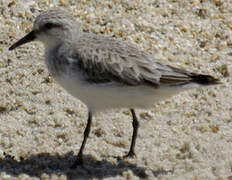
0, 152, 173, 179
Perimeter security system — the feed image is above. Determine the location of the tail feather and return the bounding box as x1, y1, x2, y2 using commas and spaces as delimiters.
161, 65, 222, 86
160, 73, 221, 86
190, 74, 221, 85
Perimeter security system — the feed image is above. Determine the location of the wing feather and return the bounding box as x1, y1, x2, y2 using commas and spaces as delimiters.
66, 33, 218, 86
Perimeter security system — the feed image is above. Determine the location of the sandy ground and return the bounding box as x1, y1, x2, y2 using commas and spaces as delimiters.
0, 0, 232, 179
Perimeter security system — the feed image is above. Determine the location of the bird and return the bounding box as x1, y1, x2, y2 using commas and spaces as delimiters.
9, 9, 221, 168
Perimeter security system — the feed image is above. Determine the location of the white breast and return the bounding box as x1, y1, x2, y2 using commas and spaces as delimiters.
54, 72, 184, 112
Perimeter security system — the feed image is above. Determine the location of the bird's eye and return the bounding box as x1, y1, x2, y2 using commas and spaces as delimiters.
44, 23, 54, 29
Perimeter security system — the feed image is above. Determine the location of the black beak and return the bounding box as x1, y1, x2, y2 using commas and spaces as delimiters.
9, 31, 36, 50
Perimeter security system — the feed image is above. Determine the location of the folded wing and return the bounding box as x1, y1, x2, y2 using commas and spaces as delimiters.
70, 33, 220, 87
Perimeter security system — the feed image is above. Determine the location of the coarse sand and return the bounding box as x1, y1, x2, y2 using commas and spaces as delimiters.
1, 0, 232, 179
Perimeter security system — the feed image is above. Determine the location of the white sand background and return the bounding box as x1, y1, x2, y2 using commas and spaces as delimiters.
1, 0, 232, 179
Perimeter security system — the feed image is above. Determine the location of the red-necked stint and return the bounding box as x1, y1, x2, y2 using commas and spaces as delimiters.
9, 9, 221, 168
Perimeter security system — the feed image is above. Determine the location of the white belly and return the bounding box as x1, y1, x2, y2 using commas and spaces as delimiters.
55, 74, 182, 111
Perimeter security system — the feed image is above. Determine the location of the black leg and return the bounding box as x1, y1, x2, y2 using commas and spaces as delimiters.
71, 111, 92, 168
123, 108, 139, 158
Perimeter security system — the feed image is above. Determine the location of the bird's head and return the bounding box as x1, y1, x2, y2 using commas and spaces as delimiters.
9, 9, 80, 50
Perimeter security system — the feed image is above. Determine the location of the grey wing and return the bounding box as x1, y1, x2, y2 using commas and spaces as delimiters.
70, 34, 163, 86
70, 34, 219, 86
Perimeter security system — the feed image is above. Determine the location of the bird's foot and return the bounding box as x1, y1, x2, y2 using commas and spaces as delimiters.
70, 155, 83, 169
123, 151, 136, 159
115, 151, 136, 161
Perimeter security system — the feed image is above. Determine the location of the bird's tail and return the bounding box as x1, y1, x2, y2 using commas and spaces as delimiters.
190, 74, 221, 85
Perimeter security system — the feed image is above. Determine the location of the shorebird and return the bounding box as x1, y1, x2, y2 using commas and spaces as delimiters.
9, 9, 220, 168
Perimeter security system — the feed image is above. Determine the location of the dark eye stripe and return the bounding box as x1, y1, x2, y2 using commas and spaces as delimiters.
45, 23, 54, 29
43, 23, 62, 30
